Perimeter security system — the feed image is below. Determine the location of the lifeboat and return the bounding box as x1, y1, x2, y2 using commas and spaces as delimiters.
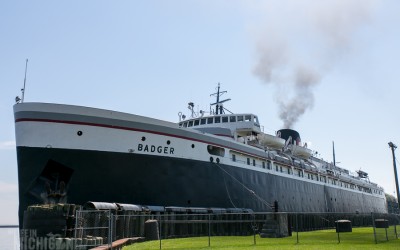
257, 133, 285, 149
290, 144, 312, 159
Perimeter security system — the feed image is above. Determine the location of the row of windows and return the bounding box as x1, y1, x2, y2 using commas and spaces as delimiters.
179, 115, 259, 128
230, 153, 382, 195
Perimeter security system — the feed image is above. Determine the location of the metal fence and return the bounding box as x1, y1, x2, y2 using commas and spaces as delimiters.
74, 210, 112, 249
73, 211, 399, 249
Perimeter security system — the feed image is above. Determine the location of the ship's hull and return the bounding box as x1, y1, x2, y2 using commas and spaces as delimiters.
14, 103, 387, 226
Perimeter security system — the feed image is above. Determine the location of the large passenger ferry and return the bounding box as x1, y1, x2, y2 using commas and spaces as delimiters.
14, 84, 387, 225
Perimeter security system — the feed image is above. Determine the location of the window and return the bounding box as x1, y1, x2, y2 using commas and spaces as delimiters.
230, 116, 236, 122
222, 116, 228, 123
188, 121, 193, 127
183, 122, 188, 128
194, 119, 200, 126
245, 115, 251, 122
275, 165, 278, 171
179, 123, 183, 127
232, 154, 236, 162
215, 117, 221, 123
262, 162, 265, 169
207, 117, 213, 124
298, 170, 301, 177
253, 159, 256, 166
280, 166, 283, 173
247, 158, 250, 165
267, 161, 271, 169
200, 118, 206, 125
237, 116, 244, 122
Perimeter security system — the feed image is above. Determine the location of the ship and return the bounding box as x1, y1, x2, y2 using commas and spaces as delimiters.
14, 84, 387, 226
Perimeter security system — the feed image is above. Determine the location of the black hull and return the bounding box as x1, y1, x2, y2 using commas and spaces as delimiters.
17, 146, 387, 226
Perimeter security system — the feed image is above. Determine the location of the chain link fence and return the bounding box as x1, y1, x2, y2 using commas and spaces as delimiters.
72, 210, 399, 249
74, 210, 112, 249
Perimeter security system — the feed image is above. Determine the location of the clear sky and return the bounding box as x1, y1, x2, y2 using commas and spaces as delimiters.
1, 0, 400, 225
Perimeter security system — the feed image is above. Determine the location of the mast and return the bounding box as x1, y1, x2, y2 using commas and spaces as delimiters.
210, 82, 230, 115
388, 142, 400, 207
216, 84, 221, 114
332, 141, 336, 166
22, 59, 28, 103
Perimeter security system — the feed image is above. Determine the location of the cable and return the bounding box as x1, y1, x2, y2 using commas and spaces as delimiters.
214, 162, 273, 210
222, 171, 237, 208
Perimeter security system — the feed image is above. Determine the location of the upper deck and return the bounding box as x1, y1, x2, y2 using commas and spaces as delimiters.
178, 113, 262, 137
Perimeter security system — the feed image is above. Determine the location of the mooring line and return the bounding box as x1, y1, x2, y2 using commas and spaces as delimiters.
214, 162, 273, 210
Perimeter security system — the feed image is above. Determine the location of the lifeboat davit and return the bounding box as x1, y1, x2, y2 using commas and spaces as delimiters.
257, 133, 285, 149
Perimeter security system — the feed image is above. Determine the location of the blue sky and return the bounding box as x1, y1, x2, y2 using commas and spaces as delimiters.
1, 0, 400, 224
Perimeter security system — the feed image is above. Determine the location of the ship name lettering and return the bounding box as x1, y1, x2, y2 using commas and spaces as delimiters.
137, 143, 174, 154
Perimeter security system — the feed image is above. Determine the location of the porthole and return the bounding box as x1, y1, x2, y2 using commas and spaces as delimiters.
210, 157, 214, 162
141, 136, 146, 141
167, 140, 171, 145
216, 158, 220, 163
191, 144, 195, 148
77, 131, 83, 136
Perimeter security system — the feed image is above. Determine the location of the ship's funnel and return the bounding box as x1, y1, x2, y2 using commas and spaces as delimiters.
277, 129, 301, 145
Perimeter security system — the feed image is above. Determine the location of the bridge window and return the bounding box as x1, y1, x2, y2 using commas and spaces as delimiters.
237, 116, 244, 122
222, 116, 228, 123
194, 119, 200, 126
188, 121, 193, 127
230, 116, 236, 122
245, 115, 251, 122
215, 117, 221, 123
200, 118, 206, 125
207, 117, 213, 124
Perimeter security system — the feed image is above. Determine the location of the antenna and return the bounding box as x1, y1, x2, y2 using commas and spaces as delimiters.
21, 59, 28, 103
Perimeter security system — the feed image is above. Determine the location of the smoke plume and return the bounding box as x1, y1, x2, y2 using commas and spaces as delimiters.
252, 0, 376, 128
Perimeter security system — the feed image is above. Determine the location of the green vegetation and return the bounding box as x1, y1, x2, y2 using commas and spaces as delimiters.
124, 227, 399, 250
